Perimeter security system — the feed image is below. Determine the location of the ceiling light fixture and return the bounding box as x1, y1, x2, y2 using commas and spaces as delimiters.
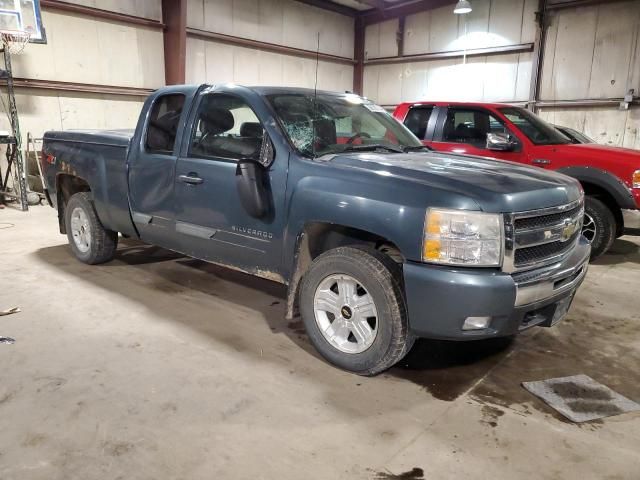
454, 0, 472, 14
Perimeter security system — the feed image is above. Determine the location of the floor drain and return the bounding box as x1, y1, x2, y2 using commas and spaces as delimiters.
522, 374, 640, 423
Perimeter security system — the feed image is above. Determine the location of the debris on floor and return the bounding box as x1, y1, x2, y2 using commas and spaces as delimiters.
0, 337, 15, 344
522, 374, 640, 423
0, 307, 20, 316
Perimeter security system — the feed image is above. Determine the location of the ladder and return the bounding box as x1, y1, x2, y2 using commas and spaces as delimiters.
0, 43, 28, 211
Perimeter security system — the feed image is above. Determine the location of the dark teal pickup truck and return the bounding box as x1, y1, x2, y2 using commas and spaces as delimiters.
41, 84, 590, 375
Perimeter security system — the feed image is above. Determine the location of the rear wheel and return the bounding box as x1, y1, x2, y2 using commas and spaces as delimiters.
583, 196, 616, 260
65, 192, 118, 264
299, 246, 415, 376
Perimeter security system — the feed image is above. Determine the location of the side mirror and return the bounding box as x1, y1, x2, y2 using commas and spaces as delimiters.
486, 132, 515, 152
236, 159, 270, 218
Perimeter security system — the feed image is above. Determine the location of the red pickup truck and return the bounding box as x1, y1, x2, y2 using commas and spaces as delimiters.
393, 101, 640, 258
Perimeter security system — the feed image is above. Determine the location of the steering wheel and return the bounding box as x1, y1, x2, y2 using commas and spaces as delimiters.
346, 132, 371, 144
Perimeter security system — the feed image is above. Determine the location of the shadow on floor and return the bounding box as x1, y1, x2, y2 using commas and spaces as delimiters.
591, 238, 640, 266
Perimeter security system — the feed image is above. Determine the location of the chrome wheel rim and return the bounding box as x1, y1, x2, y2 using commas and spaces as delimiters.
582, 212, 596, 243
70, 207, 91, 253
313, 274, 378, 354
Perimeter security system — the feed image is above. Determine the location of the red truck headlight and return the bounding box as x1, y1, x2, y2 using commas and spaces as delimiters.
633, 170, 640, 189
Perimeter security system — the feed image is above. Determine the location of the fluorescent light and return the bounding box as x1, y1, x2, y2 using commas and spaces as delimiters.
454, 0, 472, 14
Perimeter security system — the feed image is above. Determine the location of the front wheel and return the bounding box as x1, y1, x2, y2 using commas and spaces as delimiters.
299, 246, 415, 376
583, 196, 616, 260
64, 192, 118, 264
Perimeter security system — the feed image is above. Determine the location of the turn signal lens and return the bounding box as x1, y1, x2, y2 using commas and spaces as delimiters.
633, 170, 640, 189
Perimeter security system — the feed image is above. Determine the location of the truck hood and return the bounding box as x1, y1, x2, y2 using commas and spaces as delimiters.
324, 151, 582, 213
551, 143, 640, 167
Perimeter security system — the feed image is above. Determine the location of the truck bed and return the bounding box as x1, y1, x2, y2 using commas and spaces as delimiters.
42, 128, 138, 238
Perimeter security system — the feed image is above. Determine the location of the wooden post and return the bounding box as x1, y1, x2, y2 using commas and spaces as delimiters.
353, 17, 365, 95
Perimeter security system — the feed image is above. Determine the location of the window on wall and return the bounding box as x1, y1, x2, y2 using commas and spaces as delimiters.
145, 94, 186, 154
189, 94, 264, 161
442, 108, 512, 148
403, 106, 434, 140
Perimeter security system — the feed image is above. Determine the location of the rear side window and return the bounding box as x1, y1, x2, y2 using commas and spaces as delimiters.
145, 94, 186, 154
403, 106, 433, 140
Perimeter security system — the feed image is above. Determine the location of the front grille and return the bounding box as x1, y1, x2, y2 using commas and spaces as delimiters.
504, 199, 584, 272
514, 236, 579, 266
514, 206, 582, 231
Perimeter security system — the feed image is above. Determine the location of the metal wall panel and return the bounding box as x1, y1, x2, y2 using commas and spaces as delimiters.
13, 10, 165, 89
1, 88, 145, 142
364, 0, 537, 104
189, 0, 354, 58
186, 36, 353, 91
540, 1, 640, 101
539, 107, 640, 150
66, 0, 163, 20
363, 52, 531, 105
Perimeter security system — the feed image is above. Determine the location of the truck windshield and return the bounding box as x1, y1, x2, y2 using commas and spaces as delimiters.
499, 107, 572, 146
267, 93, 423, 158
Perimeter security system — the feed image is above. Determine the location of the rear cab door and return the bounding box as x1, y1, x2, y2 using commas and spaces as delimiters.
431, 105, 524, 162
128, 86, 199, 248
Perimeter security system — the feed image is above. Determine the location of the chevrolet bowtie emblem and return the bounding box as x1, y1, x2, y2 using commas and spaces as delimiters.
560, 218, 578, 242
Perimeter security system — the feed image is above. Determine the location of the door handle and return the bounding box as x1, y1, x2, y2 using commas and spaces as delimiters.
532, 158, 551, 165
179, 174, 203, 185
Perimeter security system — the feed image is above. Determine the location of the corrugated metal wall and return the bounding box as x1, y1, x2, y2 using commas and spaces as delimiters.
2, 1, 165, 140
185, 0, 354, 91
538, 1, 640, 148
363, 0, 538, 105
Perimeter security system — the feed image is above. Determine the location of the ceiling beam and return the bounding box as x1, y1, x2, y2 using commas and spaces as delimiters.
361, 0, 456, 25
293, 0, 361, 17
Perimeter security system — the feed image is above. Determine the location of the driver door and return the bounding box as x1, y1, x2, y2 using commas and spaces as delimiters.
432, 107, 522, 161
173, 92, 287, 278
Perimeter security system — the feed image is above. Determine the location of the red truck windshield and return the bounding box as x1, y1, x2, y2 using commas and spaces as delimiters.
499, 107, 572, 146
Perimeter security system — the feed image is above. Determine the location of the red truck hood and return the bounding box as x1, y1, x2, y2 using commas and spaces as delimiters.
551, 143, 640, 167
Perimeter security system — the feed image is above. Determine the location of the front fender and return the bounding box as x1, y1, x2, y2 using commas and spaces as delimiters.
557, 166, 636, 209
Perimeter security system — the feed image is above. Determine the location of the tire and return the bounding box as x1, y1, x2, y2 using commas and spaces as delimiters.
64, 192, 118, 264
583, 196, 616, 260
299, 246, 415, 376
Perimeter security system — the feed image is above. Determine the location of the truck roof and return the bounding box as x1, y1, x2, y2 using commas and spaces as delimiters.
396, 101, 523, 109
153, 84, 356, 98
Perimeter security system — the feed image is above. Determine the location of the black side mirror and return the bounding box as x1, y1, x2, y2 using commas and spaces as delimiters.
486, 132, 515, 152
236, 159, 270, 218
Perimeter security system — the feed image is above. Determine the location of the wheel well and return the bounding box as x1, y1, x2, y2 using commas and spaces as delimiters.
56, 174, 91, 234
285, 222, 403, 320
580, 181, 623, 231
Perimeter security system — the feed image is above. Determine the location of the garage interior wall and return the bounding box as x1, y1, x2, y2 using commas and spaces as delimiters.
2, 0, 165, 141
537, 0, 640, 149
185, 0, 355, 91
363, 0, 538, 106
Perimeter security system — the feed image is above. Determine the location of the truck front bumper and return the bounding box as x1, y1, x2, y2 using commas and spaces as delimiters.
403, 237, 591, 340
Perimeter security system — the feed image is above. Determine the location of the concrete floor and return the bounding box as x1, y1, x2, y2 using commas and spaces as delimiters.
0, 205, 639, 480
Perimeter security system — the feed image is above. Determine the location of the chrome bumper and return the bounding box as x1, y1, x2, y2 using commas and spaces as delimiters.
514, 236, 590, 307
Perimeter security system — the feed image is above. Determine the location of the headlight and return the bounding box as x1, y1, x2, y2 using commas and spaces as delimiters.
423, 208, 503, 266
633, 170, 640, 189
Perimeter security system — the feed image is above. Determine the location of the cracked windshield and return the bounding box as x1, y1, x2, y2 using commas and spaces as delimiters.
267, 93, 424, 157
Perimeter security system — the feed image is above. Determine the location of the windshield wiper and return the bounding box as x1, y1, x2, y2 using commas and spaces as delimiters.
402, 145, 433, 152
340, 144, 404, 154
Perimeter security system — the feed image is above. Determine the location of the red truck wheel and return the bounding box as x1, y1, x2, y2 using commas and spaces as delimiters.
583, 196, 616, 260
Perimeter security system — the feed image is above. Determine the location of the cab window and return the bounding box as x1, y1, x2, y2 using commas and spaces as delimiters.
403, 106, 434, 140
189, 94, 264, 161
442, 108, 512, 148
145, 94, 185, 154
